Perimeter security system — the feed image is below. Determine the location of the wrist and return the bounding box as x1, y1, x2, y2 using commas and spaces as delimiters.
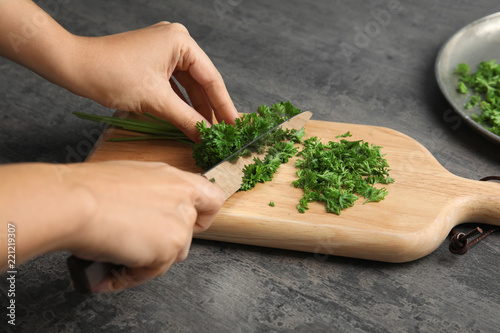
51, 163, 98, 254
30, 163, 98, 256
0, 163, 97, 266
0, 0, 87, 99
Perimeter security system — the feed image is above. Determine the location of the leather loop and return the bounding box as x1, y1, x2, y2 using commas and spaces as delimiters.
448, 176, 500, 255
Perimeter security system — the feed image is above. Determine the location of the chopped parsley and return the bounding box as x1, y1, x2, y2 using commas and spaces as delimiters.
239, 136, 303, 191
292, 137, 394, 215
193, 100, 307, 196
192, 101, 302, 170
335, 131, 352, 138
454, 60, 500, 136
193, 103, 394, 215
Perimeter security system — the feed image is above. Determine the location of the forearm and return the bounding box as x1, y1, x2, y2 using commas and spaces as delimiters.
0, 163, 92, 271
0, 160, 224, 291
0, 0, 80, 92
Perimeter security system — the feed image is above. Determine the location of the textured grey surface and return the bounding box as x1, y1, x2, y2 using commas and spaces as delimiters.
1, 0, 500, 332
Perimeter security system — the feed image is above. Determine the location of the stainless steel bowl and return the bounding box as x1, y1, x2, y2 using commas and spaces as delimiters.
435, 12, 500, 145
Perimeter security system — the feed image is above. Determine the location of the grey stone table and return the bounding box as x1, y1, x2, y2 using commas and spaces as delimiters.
2, 0, 500, 332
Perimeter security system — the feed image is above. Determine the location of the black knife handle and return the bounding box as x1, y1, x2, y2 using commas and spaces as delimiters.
67, 255, 123, 293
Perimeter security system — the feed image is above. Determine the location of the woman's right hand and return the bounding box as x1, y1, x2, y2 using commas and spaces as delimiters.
0, 160, 224, 292
66, 160, 225, 292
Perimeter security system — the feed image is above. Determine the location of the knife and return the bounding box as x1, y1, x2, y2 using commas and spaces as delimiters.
67, 111, 312, 293
203, 111, 312, 199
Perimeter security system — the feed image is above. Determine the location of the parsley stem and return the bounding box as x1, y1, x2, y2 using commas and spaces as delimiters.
73, 111, 190, 140
143, 113, 178, 128
109, 135, 194, 145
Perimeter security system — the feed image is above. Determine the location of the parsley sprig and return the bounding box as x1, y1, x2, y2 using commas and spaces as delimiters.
455, 60, 500, 136
192, 101, 302, 170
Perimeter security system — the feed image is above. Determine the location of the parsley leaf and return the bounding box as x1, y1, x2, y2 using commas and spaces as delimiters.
454, 60, 500, 136
336, 131, 352, 138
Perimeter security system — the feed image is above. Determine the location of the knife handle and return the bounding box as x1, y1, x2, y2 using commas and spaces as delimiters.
67, 255, 123, 293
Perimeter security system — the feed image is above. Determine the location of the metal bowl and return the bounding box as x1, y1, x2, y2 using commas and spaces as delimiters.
435, 12, 500, 145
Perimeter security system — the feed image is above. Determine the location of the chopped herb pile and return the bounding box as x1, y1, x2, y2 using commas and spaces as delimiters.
454, 60, 500, 136
292, 136, 394, 215
239, 132, 304, 191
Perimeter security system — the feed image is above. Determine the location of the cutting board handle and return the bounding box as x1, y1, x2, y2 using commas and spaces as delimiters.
452, 177, 500, 227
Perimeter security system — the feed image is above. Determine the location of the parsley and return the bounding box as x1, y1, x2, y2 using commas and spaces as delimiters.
454, 60, 500, 136
72, 112, 192, 145
336, 131, 352, 138
193, 102, 393, 215
292, 137, 394, 215
269, 201, 275, 207
454, 63, 470, 76
192, 101, 302, 170
239, 134, 303, 191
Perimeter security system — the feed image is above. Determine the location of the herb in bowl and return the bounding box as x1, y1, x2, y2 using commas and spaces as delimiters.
454, 60, 500, 136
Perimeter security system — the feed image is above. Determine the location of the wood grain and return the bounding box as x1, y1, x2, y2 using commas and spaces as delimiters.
87, 112, 500, 263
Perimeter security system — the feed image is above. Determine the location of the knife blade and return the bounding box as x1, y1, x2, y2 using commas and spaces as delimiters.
203, 111, 312, 199
67, 111, 312, 293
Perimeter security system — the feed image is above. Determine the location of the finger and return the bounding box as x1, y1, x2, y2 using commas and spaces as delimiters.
169, 77, 189, 105
178, 39, 239, 125
184, 174, 225, 233
92, 235, 193, 293
174, 71, 213, 124
149, 87, 210, 142
93, 265, 171, 292
175, 232, 193, 263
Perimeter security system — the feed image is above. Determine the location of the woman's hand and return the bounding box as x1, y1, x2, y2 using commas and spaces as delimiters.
0, 161, 225, 292
0, 0, 238, 142
69, 22, 238, 142
65, 161, 225, 292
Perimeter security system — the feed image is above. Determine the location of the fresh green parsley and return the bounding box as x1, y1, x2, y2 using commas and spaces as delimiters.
292, 137, 394, 215
192, 101, 303, 170
335, 131, 352, 138
240, 137, 303, 191
454, 60, 500, 136
72, 112, 192, 145
269, 201, 275, 207
194, 102, 394, 215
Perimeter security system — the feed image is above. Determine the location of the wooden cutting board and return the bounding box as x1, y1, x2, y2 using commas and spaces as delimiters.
86, 112, 500, 263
